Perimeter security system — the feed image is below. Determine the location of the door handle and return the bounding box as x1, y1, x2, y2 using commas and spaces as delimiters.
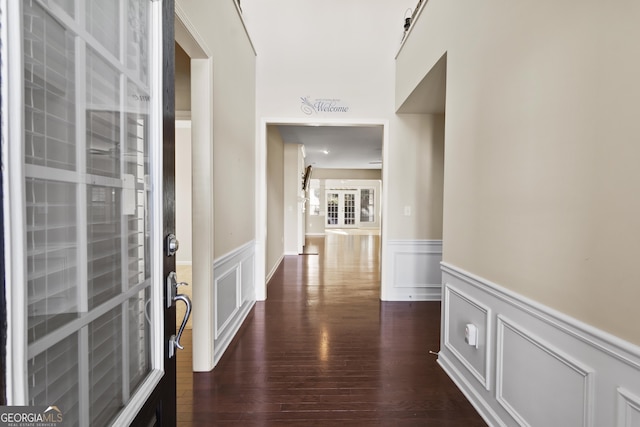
167, 271, 193, 358
172, 292, 192, 352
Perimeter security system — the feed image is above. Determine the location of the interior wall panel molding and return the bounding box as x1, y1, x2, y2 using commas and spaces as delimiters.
212, 241, 256, 368
383, 240, 442, 301
439, 263, 640, 427
443, 284, 492, 390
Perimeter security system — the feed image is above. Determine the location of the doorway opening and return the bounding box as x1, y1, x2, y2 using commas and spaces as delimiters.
257, 120, 390, 301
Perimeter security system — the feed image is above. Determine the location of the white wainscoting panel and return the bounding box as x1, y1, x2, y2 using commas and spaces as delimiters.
215, 267, 239, 338
496, 316, 593, 427
213, 241, 256, 367
384, 240, 442, 301
242, 252, 255, 304
443, 285, 491, 390
438, 262, 640, 427
617, 388, 640, 427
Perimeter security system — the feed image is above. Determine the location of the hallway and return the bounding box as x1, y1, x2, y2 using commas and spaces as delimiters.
177, 233, 486, 426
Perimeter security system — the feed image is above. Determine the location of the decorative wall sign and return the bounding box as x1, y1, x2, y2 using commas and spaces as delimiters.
300, 96, 350, 115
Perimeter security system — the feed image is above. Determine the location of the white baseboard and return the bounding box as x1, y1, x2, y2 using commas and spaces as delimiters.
212, 300, 254, 368
437, 352, 506, 427
266, 254, 284, 284
439, 262, 640, 427
383, 240, 442, 301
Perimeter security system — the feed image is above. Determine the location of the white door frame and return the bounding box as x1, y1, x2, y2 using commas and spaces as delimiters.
255, 118, 390, 301
174, 5, 215, 372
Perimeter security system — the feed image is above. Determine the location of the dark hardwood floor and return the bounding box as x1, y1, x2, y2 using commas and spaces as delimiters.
177, 232, 486, 426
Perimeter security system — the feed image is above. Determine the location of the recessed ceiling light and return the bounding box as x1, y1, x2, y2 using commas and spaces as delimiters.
322, 149, 330, 155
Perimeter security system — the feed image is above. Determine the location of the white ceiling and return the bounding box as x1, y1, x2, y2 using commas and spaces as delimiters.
277, 125, 383, 169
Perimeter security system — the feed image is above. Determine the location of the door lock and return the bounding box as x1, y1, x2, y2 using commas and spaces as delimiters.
166, 233, 179, 257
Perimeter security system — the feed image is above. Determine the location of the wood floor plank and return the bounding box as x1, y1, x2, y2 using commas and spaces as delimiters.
176, 233, 486, 426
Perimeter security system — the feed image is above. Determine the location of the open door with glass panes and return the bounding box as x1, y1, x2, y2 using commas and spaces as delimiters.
1, 0, 189, 425
325, 190, 359, 228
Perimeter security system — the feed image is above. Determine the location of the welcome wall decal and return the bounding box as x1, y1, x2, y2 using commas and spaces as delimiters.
300, 96, 350, 115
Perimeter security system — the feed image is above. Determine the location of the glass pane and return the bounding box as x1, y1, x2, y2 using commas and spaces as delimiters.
127, 0, 150, 85
129, 290, 151, 393
327, 193, 338, 225
28, 333, 80, 427
344, 193, 355, 225
23, 0, 76, 170
86, 48, 121, 178
125, 83, 151, 288
310, 188, 320, 216
51, 0, 75, 18
87, 185, 122, 309
87, 110, 121, 178
86, 48, 120, 108
360, 189, 374, 222
86, 1, 119, 57
26, 179, 78, 342
125, 188, 150, 287
89, 309, 123, 426
126, 81, 150, 181
20, 0, 158, 424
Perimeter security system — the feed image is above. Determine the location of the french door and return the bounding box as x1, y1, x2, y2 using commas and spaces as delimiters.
326, 190, 359, 228
1, 0, 182, 425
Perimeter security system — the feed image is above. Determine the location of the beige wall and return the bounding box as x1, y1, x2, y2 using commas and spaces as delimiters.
283, 144, 304, 254
387, 114, 444, 240
177, 0, 257, 258
397, 0, 640, 345
175, 43, 191, 113
175, 122, 193, 263
266, 126, 285, 278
